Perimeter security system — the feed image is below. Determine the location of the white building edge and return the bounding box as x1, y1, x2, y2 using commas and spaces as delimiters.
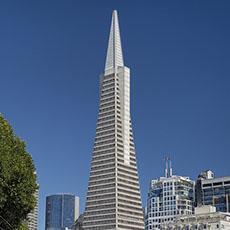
160, 205, 230, 230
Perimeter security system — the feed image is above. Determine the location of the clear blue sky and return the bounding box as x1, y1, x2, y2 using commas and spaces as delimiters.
1, 1, 230, 229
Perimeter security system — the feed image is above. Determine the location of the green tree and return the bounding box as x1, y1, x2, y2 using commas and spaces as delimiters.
0, 113, 38, 230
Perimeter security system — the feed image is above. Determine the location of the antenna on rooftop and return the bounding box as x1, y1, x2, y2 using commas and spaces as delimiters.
169, 157, 173, 177
164, 156, 172, 178
164, 157, 168, 178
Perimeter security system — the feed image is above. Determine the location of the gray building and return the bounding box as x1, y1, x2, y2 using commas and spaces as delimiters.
45, 194, 79, 230
195, 170, 230, 212
71, 214, 83, 230
82, 10, 145, 230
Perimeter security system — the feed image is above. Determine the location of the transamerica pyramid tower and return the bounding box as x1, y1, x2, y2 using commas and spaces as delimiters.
82, 10, 145, 230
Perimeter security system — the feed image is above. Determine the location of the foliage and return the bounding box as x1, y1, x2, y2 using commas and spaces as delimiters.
0, 113, 38, 230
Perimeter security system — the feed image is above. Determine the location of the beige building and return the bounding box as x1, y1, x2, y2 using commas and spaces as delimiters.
160, 205, 230, 230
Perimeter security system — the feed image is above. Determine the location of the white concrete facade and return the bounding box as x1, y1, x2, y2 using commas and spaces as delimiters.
27, 188, 39, 230
82, 10, 144, 230
160, 206, 230, 230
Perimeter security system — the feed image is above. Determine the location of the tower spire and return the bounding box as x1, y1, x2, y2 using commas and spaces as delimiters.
105, 10, 124, 71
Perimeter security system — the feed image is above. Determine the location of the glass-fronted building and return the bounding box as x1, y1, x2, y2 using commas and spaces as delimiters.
45, 194, 79, 230
145, 175, 194, 230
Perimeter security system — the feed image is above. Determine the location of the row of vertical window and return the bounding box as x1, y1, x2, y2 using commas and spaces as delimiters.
92, 153, 115, 162
88, 177, 115, 186
99, 101, 115, 109
100, 96, 115, 105
117, 163, 138, 173
93, 148, 114, 156
118, 219, 144, 227
89, 172, 115, 182
118, 203, 143, 212
117, 158, 124, 163
85, 203, 116, 211
102, 77, 114, 84
84, 208, 115, 217
101, 87, 114, 95
117, 138, 123, 144
86, 192, 115, 201
101, 82, 114, 90
91, 157, 115, 166
95, 129, 115, 138
100, 92, 114, 99
88, 182, 115, 191
118, 188, 140, 197
118, 178, 140, 187
118, 198, 142, 207
94, 134, 114, 143
103, 74, 115, 80
98, 110, 115, 118
118, 214, 143, 222
117, 173, 138, 182
118, 224, 144, 230
118, 208, 143, 217
87, 188, 115, 196
83, 224, 116, 230
99, 106, 115, 113
83, 218, 116, 226
118, 183, 140, 192
97, 115, 114, 124
94, 138, 115, 147
86, 198, 115, 207
130, 162, 137, 167
83, 214, 116, 222
118, 168, 138, 177
93, 144, 115, 152
90, 162, 115, 172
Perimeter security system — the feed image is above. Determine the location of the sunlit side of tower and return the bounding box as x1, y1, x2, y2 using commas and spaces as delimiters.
82, 10, 145, 230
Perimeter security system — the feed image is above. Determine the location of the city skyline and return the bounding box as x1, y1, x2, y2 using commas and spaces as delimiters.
1, 1, 230, 230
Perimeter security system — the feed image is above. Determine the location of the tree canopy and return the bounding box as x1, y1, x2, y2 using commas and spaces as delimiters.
0, 113, 38, 230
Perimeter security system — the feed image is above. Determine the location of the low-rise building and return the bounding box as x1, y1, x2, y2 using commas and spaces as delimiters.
160, 205, 230, 230
195, 170, 230, 212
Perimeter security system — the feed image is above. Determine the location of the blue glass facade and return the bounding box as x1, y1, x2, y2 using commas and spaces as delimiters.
45, 194, 78, 230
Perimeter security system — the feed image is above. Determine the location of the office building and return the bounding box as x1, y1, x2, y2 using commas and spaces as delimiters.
145, 162, 194, 230
195, 170, 214, 207
82, 10, 145, 230
27, 187, 39, 230
160, 205, 230, 230
45, 194, 79, 230
195, 170, 230, 212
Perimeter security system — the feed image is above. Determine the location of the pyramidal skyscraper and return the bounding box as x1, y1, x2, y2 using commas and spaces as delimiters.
82, 10, 145, 230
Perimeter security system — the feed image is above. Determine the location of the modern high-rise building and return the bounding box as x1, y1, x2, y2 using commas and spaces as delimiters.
195, 170, 230, 212
82, 10, 145, 230
27, 187, 39, 230
45, 194, 79, 230
145, 163, 194, 230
